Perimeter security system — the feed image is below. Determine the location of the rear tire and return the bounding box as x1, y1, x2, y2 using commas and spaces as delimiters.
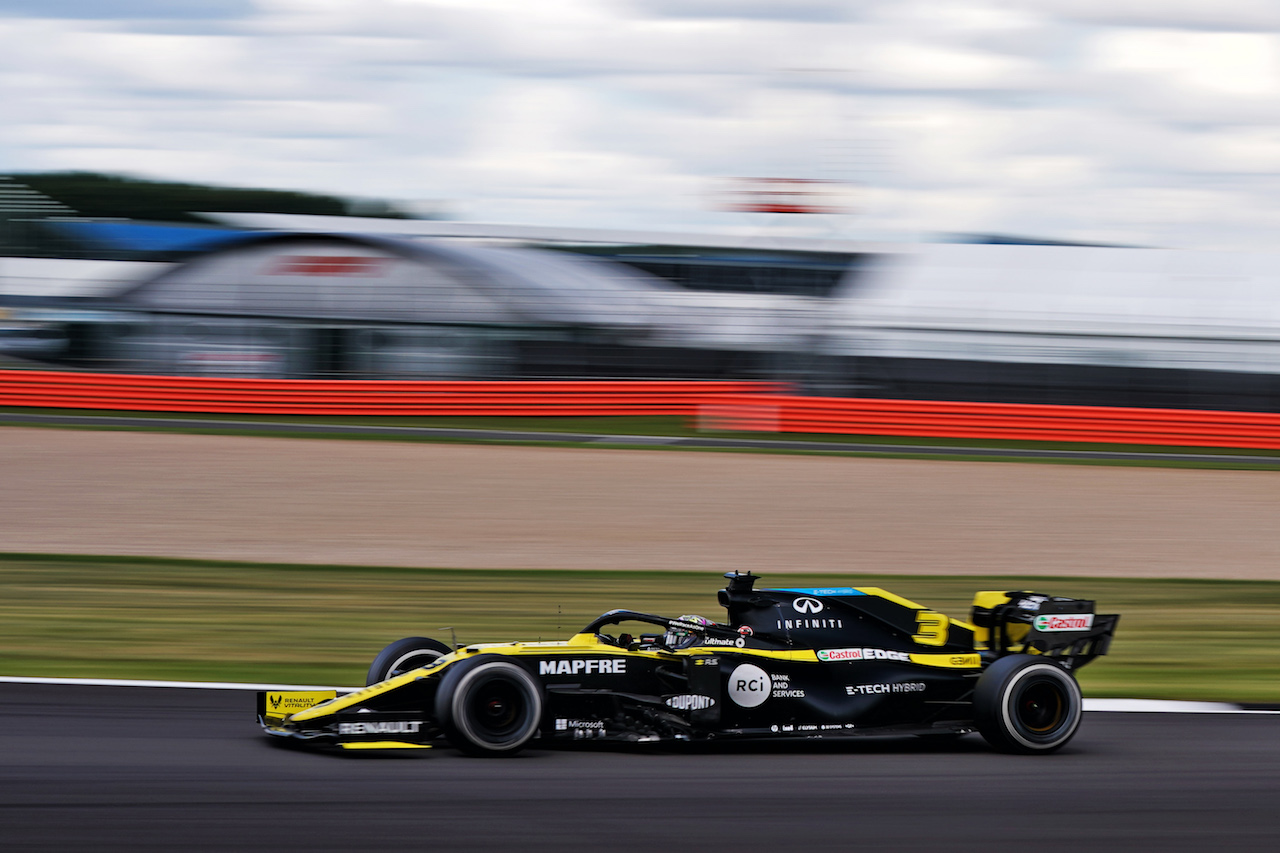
974, 655, 1082, 754
435, 656, 543, 757
366, 637, 453, 686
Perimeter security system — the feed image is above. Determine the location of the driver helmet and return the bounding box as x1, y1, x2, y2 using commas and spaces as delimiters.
664, 614, 713, 649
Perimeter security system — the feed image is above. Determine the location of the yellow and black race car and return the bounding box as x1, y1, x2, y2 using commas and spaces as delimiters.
258, 572, 1118, 756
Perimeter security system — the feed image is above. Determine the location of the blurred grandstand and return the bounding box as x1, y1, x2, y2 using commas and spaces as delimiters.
4, 173, 1280, 411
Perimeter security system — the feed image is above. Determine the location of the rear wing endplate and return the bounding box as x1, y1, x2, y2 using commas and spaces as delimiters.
972, 592, 1119, 670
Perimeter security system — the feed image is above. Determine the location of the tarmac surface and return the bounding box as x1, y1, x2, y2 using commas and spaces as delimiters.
3, 426, 1279, 578
0, 682, 1276, 852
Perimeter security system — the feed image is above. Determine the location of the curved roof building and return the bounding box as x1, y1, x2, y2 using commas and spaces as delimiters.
115, 232, 674, 334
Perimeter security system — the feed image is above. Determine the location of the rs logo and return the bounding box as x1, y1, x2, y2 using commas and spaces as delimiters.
793, 597, 824, 614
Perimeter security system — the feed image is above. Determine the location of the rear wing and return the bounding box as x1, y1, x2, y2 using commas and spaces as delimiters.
971, 592, 1119, 670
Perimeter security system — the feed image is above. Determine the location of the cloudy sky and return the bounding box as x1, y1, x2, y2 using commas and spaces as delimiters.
3, 0, 1280, 248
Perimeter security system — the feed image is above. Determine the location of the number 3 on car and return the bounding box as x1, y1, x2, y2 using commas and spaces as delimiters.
913, 610, 949, 646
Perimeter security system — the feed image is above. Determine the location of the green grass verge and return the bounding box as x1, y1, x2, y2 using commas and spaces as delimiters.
4, 408, 1280, 469
4, 406, 1279, 454
3, 553, 1278, 702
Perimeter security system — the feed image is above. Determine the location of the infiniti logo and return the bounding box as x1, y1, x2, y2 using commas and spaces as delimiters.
792, 597, 824, 614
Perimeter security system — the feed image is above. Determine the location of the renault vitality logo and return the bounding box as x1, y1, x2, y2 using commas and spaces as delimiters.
793, 597, 824, 614
263, 691, 335, 716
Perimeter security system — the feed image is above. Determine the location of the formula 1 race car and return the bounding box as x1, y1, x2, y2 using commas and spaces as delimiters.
258, 572, 1118, 755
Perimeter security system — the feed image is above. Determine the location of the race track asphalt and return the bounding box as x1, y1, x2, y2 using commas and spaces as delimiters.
1, 683, 1276, 852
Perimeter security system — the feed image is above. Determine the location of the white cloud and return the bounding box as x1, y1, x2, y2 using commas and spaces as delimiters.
631, 0, 857, 22
862, 41, 1040, 90
1089, 29, 1280, 98
1037, 1, 1280, 33
0, 1, 252, 21
3, 1, 1280, 248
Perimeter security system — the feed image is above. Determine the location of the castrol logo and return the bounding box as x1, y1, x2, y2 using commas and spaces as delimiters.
1033, 614, 1094, 632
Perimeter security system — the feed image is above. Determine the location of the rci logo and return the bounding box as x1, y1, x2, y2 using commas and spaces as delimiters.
728, 663, 772, 708
792, 597, 824, 614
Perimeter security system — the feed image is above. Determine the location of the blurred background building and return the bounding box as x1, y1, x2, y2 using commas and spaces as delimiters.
5, 173, 1280, 411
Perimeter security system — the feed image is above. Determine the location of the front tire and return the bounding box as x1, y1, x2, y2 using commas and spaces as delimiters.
366, 637, 453, 686
434, 656, 543, 757
974, 655, 1082, 754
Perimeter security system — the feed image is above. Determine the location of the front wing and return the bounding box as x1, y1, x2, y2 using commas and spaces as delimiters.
258, 689, 435, 751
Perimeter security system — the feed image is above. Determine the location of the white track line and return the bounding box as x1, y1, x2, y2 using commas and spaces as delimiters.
2, 675, 1274, 712
1085, 698, 1240, 713
0, 675, 355, 692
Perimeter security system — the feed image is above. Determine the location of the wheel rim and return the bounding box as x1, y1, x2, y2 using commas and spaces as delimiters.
1015, 676, 1068, 736
466, 678, 527, 741
1019, 682, 1064, 731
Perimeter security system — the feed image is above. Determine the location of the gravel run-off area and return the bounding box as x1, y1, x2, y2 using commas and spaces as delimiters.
3, 427, 1278, 580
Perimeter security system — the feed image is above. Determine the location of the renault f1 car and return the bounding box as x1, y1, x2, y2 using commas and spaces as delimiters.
258, 572, 1118, 755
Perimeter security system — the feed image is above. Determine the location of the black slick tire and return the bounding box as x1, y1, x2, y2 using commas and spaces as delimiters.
974, 654, 1082, 754
434, 656, 543, 757
366, 637, 453, 686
